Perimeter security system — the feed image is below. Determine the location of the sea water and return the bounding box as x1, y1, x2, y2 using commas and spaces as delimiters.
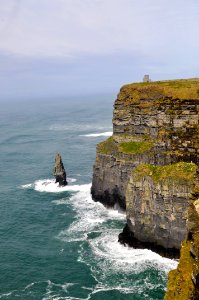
0, 95, 177, 300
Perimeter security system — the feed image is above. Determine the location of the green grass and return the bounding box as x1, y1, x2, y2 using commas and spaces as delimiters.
134, 162, 197, 183
97, 137, 154, 156
118, 78, 199, 104
118, 141, 153, 154
97, 136, 117, 154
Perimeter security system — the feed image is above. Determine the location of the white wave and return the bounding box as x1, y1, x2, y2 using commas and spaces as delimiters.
54, 180, 178, 297
22, 280, 75, 300
73, 173, 91, 178
58, 183, 176, 274
34, 179, 177, 300
21, 183, 33, 189
77, 228, 177, 296
68, 178, 77, 183
21, 178, 78, 193
25, 178, 177, 298
58, 184, 125, 243
86, 230, 178, 274
35, 180, 89, 193
80, 131, 112, 137
45, 280, 74, 294
52, 199, 69, 205
21, 178, 178, 297
0, 291, 15, 299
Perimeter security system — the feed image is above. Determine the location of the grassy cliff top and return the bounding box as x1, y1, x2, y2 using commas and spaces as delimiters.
117, 78, 199, 103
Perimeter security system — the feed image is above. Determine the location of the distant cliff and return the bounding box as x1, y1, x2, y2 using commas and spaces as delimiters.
91, 79, 199, 298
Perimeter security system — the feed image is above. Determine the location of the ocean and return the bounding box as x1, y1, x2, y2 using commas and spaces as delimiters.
0, 95, 177, 300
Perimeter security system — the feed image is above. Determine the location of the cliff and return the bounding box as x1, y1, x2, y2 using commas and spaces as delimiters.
92, 80, 199, 208
91, 79, 199, 298
124, 162, 197, 250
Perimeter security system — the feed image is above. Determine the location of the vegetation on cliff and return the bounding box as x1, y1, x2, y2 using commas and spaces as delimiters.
118, 141, 153, 154
118, 79, 199, 105
97, 136, 117, 154
97, 137, 154, 156
133, 162, 197, 184
165, 240, 195, 300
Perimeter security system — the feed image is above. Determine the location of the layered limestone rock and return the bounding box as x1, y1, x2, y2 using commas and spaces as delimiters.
91, 79, 199, 252
121, 162, 197, 252
54, 153, 67, 186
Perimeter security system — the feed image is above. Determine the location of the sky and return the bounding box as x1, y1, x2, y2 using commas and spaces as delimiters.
0, 0, 199, 100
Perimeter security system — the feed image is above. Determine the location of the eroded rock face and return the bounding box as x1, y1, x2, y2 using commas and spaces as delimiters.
54, 153, 67, 186
122, 162, 196, 250
91, 154, 133, 209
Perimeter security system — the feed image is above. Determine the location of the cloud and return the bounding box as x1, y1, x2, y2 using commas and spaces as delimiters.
0, 0, 199, 60
1, 0, 199, 99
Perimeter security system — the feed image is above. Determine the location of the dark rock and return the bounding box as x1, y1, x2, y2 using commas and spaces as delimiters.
53, 153, 67, 186
119, 223, 180, 259
91, 186, 126, 210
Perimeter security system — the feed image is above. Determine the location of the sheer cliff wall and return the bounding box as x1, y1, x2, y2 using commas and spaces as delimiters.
91, 79, 199, 251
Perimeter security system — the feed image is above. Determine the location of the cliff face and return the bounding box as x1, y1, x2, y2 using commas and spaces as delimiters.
126, 162, 196, 249
91, 78, 199, 299
91, 79, 199, 252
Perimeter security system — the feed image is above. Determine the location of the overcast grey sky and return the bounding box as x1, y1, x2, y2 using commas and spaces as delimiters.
0, 0, 199, 99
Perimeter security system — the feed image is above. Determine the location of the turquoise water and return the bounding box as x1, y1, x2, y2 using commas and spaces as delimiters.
0, 96, 177, 300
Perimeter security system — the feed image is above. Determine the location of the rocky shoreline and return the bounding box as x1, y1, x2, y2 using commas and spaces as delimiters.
118, 223, 180, 259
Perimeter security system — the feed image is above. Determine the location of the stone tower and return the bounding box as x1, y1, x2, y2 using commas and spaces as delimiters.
143, 75, 151, 82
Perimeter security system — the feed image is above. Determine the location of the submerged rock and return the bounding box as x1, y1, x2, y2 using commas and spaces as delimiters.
53, 153, 67, 186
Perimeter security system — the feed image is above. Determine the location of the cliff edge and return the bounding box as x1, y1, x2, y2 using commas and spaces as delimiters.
91, 78, 199, 298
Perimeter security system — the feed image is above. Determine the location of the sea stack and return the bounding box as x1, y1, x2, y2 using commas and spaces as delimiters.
54, 153, 67, 186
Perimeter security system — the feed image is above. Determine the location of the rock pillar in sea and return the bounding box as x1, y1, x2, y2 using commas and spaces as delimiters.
53, 153, 67, 186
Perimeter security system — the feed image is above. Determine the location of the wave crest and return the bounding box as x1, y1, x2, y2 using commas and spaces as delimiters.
80, 132, 112, 137
20, 178, 89, 194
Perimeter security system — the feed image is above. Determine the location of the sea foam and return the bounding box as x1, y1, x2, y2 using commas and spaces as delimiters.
21, 178, 79, 193
22, 179, 177, 277
56, 183, 177, 278
80, 131, 112, 137
20, 179, 177, 298
57, 183, 125, 243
